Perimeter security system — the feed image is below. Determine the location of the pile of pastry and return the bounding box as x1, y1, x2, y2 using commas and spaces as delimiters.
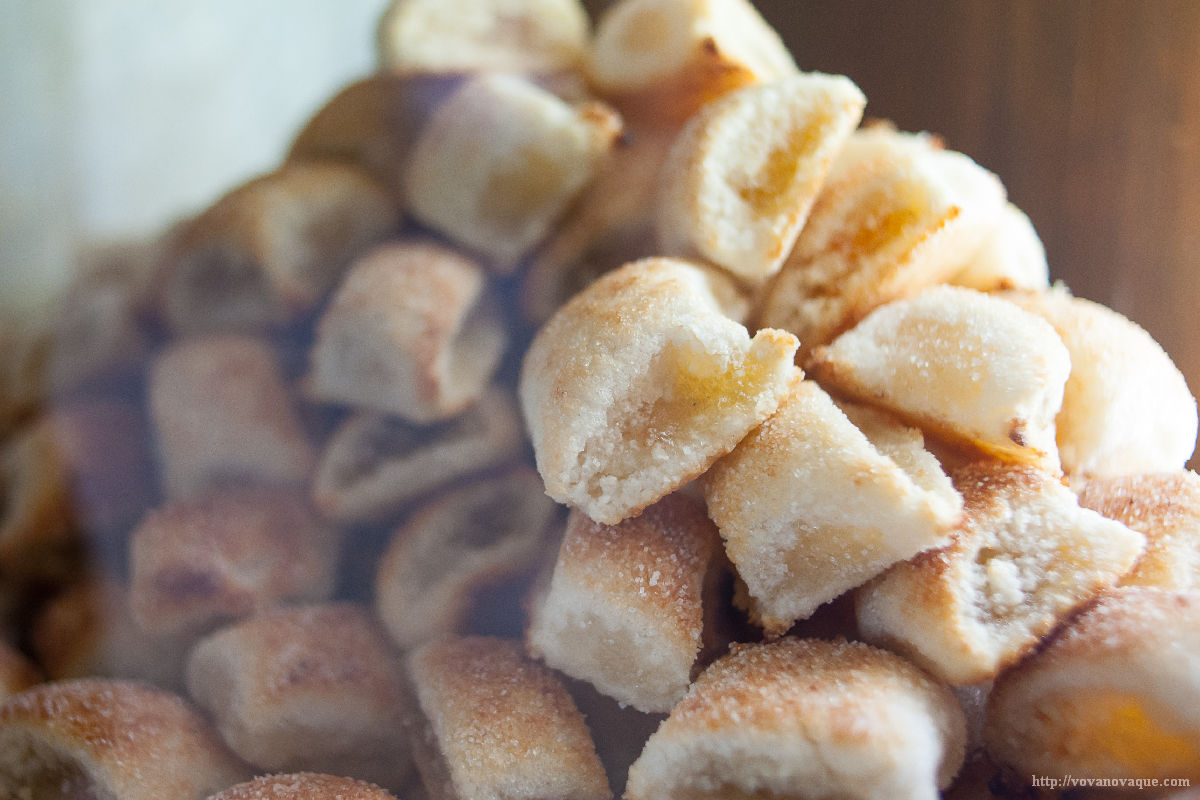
2, 0, 1199, 798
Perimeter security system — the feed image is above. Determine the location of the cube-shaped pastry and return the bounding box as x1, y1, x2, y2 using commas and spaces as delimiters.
308, 240, 507, 423
704, 379, 962, 635
984, 587, 1200, 783
519, 257, 798, 524
857, 460, 1145, 685
526, 492, 727, 712
625, 638, 967, 800
405, 636, 610, 800
187, 604, 412, 790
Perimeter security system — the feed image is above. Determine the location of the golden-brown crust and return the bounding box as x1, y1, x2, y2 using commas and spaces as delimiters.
209, 773, 399, 800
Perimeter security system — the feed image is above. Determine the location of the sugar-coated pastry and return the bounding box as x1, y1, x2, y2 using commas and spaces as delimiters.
307, 240, 507, 423
519, 257, 798, 525
526, 492, 727, 713
984, 587, 1200, 782
0, 640, 40, 702
149, 335, 316, 499
704, 379, 962, 635
857, 460, 1145, 685
404, 73, 622, 272
405, 636, 610, 800
130, 487, 338, 637
586, 0, 798, 127
0, 678, 248, 800
186, 604, 412, 790
949, 202, 1049, 292
1003, 285, 1198, 477
376, 468, 561, 649
625, 638, 967, 800
807, 286, 1071, 470
656, 72, 865, 281
207, 772, 400, 800
1076, 471, 1200, 591
0, 415, 76, 581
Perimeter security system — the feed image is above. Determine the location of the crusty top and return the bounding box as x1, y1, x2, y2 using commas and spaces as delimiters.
207, 772, 397, 800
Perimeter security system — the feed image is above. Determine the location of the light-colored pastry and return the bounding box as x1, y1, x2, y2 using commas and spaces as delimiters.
757, 126, 1007, 360
519, 257, 798, 524
186, 604, 412, 790
0, 640, 40, 701
857, 460, 1146, 685
208, 772, 400, 800
404, 73, 622, 272
0, 415, 76, 581
984, 587, 1200, 782
526, 492, 727, 713
377, 0, 589, 77
624, 637, 967, 800
313, 388, 524, 524
656, 72, 865, 281
405, 636, 610, 800
375, 467, 561, 649
1076, 470, 1200, 591
307, 240, 507, 423
0, 678, 248, 800
704, 378, 962, 635
949, 202, 1049, 292
148, 334, 316, 499
129, 487, 338, 637
1003, 285, 1198, 477
157, 162, 399, 334
807, 285, 1071, 470
586, 0, 798, 127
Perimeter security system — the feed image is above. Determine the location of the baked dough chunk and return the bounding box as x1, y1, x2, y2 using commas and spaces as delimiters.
313, 389, 523, 524
0, 678, 248, 800
186, 604, 413, 790
984, 587, 1200, 782
624, 638, 967, 800
1076, 470, 1200, 591
1003, 285, 1199, 477
587, 0, 798, 127
129, 487, 338, 637
656, 72, 865, 281
949, 202, 1049, 292
375, 468, 561, 649
308, 240, 507, 423
378, 0, 589, 77
405, 636, 610, 800
0, 415, 77, 581
405, 73, 622, 272
157, 162, 399, 334
757, 127, 1007, 360
149, 335, 316, 500
857, 460, 1145, 685
526, 492, 726, 713
521, 257, 797, 524
807, 286, 1071, 470
209, 773, 399, 800
0, 640, 39, 702
703, 378, 962, 636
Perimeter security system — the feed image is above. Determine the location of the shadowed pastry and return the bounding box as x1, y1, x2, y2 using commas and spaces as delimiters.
0, 640, 40, 702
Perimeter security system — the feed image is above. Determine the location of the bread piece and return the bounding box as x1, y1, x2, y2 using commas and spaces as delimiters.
807, 286, 1071, 470
405, 636, 610, 800
857, 460, 1145, 685
625, 637, 967, 800
377, 0, 589, 77
209, 773, 400, 800
586, 0, 798, 127
129, 487, 338, 637
757, 127, 1007, 360
404, 73, 621, 272
0, 640, 40, 702
984, 587, 1200, 782
519, 257, 798, 524
157, 162, 399, 334
656, 72, 865, 281
376, 467, 561, 649
149, 335, 316, 499
703, 378, 961, 635
0, 307, 50, 437
0, 678, 248, 800
307, 240, 507, 423
949, 202, 1049, 292
313, 389, 523, 524
1076, 471, 1200, 591
526, 492, 726, 712
0, 415, 77, 581
187, 604, 412, 790
1003, 285, 1198, 477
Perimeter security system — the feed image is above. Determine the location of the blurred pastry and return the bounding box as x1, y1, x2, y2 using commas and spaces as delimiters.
0, 640, 40, 702
949, 202, 1049, 292
0, 414, 77, 581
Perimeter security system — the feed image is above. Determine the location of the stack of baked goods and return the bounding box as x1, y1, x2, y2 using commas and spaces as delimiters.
1, 0, 1198, 798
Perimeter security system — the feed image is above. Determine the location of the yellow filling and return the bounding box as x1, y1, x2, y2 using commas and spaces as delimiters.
738, 115, 830, 218
1043, 690, 1200, 773
670, 348, 771, 414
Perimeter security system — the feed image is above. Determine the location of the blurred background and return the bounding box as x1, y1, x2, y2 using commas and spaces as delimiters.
2, 0, 1199, 410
